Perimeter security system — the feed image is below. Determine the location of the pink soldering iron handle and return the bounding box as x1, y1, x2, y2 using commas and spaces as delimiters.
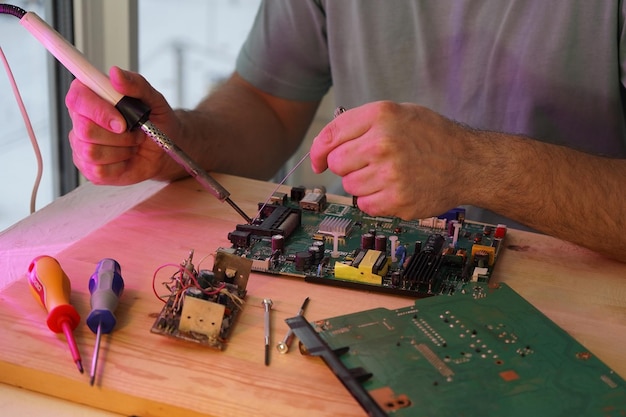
20, 12, 123, 106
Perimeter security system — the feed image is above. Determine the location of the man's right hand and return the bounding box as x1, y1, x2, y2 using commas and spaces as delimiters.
65, 66, 182, 185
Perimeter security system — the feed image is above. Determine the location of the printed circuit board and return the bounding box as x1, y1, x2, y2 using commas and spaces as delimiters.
287, 282, 626, 417
150, 250, 252, 349
224, 186, 506, 298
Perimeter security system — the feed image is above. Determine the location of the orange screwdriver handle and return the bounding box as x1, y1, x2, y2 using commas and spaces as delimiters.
27, 255, 80, 333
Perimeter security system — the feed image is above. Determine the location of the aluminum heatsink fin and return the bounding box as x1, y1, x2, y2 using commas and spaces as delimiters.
318, 216, 353, 238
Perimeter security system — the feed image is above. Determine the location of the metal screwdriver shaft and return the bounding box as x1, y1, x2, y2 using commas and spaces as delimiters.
91, 323, 103, 385
262, 298, 273, 366
253, 107, 347, 223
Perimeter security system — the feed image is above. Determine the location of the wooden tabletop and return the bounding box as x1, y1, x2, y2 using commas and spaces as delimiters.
1, 174, 625, 417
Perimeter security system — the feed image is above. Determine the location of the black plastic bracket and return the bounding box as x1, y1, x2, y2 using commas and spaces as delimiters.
286, 315, 387, 417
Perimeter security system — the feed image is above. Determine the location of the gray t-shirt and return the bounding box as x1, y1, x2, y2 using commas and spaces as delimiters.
236, 0, 626, 227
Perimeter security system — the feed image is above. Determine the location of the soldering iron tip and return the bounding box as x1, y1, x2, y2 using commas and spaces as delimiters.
76, 360, 84, 374
90, 375, 95, 386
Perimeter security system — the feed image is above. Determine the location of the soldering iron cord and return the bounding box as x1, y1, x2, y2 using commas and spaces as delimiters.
1, 4, 43, 213
253, 151, 311, 222
0, 45, 43, 214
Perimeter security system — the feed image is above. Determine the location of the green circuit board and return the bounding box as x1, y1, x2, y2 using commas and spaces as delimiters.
288, 283, 626, 417
225, 187, 507, 298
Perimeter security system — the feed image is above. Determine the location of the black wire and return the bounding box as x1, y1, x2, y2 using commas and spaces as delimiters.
0, 4, 27, 19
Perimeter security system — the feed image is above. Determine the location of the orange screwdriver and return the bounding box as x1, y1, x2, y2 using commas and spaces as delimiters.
27, 255, 83, 373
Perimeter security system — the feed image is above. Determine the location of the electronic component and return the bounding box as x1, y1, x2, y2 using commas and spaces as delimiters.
225, 186, 506, 298
287, 282, 626, 417
334, 250, 389, 285
150, 249, 251, 349
270, 191, 288, 205
231, 204, 301, 240
299, 187, 327, 212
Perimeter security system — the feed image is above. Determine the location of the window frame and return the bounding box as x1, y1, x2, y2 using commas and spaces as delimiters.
50, 0, 138, 194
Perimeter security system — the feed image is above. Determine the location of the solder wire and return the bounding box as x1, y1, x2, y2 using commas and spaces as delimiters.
253, 152, 311, 222
253, 106, 347, 222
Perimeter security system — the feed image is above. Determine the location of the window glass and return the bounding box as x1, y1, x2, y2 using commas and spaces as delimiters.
0, 0, 55, 231
138, 0, 260, 109
137, 0, 337, 191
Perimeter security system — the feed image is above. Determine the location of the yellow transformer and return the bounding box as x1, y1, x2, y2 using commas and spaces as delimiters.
334, 249, 390, 285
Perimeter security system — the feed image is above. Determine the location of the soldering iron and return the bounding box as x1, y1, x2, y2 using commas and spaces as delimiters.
0, 4, 252, 224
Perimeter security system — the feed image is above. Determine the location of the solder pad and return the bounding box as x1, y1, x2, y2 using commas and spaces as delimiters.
287, 283, 626, 417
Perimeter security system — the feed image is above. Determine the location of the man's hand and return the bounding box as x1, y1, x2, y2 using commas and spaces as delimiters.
65, 66, 183, 185
310, 101, 486, 220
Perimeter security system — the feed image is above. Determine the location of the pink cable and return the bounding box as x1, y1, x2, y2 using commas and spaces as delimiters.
0, 45, 43, 214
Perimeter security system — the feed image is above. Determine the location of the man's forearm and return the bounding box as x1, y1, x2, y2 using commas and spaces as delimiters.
156, 73, 320, 182
471, 131, 626, 261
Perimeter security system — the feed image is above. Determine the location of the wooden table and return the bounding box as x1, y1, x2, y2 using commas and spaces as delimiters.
1, 174, 625, 417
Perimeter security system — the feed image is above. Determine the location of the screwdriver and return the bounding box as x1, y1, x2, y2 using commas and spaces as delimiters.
27, 255, 83, 373
86, 258, 124, 386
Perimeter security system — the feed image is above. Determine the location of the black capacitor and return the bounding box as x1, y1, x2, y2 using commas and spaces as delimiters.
295, 251, 313, 271
375, 234, 387, 252
197, 270, 216, 289
312, 240, 325, 262
308, 245, 321, 264
414, 241, 423, 253
185, 287, 204, 300
361, 233, 374, 250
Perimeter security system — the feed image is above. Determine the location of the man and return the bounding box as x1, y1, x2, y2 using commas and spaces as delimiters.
65, 1, 626, 261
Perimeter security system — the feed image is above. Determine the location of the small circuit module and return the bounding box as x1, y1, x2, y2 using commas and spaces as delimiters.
150, 250, 252, 349
224, 186, 506, 298
287, 282, 626, 417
